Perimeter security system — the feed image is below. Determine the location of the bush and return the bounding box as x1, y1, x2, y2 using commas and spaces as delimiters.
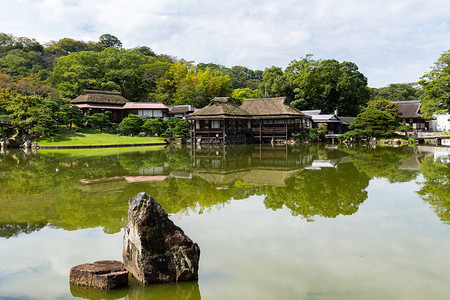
166, 118, 190, 137
142, 118, 167, 136
87, 113, 114, 132
119, 114, 143, 135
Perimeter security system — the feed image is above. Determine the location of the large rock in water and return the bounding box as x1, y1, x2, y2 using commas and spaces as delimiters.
123, 192, 200, 283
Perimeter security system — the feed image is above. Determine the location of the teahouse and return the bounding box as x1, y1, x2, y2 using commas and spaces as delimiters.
393, 100, 428, 130
187, 97, 310, 144
71, 90, 169, 123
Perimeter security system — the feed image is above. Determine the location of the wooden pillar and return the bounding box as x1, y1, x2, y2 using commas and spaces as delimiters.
193, 121, 196, 143
223, 120, 226, 144
1, 124, 5, 145
285, 122, 288, 140
259, 122, 262, 143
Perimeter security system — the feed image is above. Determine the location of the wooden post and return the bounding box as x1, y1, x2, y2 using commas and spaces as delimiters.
223, 120, 226, 144
285, 122, 288, 141
1, 124, 5, 145
259, 122, 262, 143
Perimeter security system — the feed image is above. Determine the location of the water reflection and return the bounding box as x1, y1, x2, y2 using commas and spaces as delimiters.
418, 156, 450, 224
70, 280, 201, 300
1, 144, 449, 239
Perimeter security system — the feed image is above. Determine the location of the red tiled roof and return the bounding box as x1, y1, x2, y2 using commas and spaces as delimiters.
123, 103, 168, 110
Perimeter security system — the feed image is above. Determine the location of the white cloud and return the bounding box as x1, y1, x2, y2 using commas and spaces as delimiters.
0, 0, 449, 87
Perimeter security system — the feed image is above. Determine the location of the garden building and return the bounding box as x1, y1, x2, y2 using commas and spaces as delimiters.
393, 100, 428, 130
71, 90, 170, 123
187, 97, 310, 144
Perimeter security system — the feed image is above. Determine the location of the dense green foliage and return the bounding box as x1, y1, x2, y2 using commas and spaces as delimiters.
142, 118, 167, 136
372, 83, 421, 101
260, 55, 371, 115
119, 114, 143, 135
339, 99, 402, 141
418, 50, 450, 119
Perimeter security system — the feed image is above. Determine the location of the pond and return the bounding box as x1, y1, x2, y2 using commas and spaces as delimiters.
0, 144, 449, 299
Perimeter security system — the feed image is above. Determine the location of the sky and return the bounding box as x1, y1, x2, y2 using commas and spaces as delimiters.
1, 0, 449, 88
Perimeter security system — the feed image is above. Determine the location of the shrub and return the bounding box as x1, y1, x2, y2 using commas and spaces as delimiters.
119, 114, 143, 135
141, 118, 167, 136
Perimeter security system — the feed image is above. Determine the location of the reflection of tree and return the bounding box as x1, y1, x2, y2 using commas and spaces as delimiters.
0, 222, 47, 239
263, 163, 370, 221
340, 146, 414, 180
418, 157, 450, 224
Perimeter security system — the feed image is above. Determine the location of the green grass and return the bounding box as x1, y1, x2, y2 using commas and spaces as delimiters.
36, 128, 165, 146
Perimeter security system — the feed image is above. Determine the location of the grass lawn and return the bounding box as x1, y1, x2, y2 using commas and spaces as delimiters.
36, 128, 165, 146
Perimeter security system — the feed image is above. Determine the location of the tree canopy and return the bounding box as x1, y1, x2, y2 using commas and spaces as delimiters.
372, 83, 421, 101
418, 50, 450, 118
259, 55, 370, 116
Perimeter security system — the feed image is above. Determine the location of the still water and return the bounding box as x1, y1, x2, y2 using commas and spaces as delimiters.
0, 144, 449, 299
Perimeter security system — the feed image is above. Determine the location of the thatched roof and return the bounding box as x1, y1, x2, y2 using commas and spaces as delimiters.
187, 97, 249, 119
240, 97, 305, 119
168, 105, 198, 115
393, 100, 422, 119
188, 97, 308, 120
70, 90, 130, 105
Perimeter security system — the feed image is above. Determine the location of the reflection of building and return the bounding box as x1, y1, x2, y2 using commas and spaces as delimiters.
187, 97, 310, 144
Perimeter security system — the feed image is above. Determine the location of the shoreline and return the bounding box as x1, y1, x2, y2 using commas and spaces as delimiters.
38, 142, 167, 149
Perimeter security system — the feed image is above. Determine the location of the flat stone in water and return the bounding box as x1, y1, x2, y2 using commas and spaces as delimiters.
69, 260, 128, 289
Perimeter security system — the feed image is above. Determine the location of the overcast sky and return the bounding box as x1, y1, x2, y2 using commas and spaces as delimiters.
1, 0, 449, 87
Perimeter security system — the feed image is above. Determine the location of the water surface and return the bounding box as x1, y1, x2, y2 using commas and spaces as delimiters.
0, 144, 449, 299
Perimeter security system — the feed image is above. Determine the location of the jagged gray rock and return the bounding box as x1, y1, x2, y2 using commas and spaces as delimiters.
123, 192, 200, 284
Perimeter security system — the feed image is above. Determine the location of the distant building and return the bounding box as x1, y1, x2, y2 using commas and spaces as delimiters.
428, 114, 450, 132
393, 100, 428, 130
70, 90, 129, 123
70, 90, 169, 123
187, 97, 310, 144
301, 109, 354, 134
167, 105, 198, 119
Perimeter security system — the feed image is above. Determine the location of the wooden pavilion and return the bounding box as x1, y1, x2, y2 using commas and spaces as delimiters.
187, 97, 310, 144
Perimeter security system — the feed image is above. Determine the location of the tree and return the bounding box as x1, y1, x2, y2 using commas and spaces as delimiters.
119, 114, 142, 135
418, 50, 450, 119
340, 108, 400, 141
285, 56, 370, 116
51, 48, 157, 99
132, 46, 156, 57
87, 113, 114, 132
99, 34, 122, 49
372, 83, 421, 101
363, 99, 400, 122
259, 66, 293, 99
141, 118, 167, 136
154, 62, 232, 108
231, 88, 262, 105
165, 118, 190, 136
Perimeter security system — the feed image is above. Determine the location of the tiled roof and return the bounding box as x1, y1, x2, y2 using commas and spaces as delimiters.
123, 102, 168, 109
